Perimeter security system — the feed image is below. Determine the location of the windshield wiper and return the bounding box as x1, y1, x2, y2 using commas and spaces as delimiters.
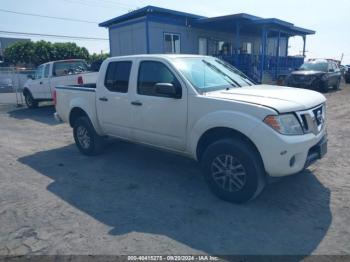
215, 59, 254, 86
202, 60, 241, 87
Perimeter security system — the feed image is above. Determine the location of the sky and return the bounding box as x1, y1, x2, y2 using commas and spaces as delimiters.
0, 0, 349, 64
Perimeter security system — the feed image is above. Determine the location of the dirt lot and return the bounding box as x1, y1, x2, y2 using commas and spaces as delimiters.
0, 84, 349, 257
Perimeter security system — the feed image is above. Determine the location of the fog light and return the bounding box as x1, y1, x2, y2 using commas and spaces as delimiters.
290, 156, 296, 167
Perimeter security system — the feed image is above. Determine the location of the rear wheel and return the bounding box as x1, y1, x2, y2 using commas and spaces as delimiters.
201, 138, 266, 204
73, 116, 103, 156
24, 92, 38, 108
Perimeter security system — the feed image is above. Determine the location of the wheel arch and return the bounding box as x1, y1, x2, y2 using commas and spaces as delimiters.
69, 107, 89, 127
196, 127, 264, 168
23, 87, 32, 96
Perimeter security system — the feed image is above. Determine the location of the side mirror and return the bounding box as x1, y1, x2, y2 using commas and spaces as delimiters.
155, 83, 181, 98
27, 74, 34, 80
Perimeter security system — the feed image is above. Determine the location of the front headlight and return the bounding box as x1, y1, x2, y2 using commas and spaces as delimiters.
264, 114, 304, 135
321, 74, 328, 81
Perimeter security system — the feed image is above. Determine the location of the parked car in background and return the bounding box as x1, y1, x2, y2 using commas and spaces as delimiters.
285, 59, 342, 92
345, 65, 350, 84
54, 54, 327, 204
23, 59, 98, 108
339, 65, 346, 76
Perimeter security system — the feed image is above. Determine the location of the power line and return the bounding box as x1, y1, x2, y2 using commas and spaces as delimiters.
62, 0, 132, 10
0, 30, 108, 41
0, 8, 99, 24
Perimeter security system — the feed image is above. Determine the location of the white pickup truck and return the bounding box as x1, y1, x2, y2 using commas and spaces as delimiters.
54, 55, 327, 203
23, 59, 97, 108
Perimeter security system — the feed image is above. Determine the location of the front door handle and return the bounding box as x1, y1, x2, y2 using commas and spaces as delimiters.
40, 81, 43, 84
131, 101, 142, 106
99, 97, 108, 102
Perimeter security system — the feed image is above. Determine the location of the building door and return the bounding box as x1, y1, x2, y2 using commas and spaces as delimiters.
198, 38, 207, 55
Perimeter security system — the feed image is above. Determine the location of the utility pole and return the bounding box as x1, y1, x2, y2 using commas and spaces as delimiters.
340, 53, 344, 64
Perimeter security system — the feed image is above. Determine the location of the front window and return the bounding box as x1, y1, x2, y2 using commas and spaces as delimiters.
172, 57, 254, 93
137, 61, 181, 98
164, 33, 180, 54
53, 60, 88, 77
35, 65, 44, 79
299, 62, 328, 72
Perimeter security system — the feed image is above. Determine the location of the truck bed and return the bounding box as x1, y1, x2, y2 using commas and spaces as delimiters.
55, 84, 97, 125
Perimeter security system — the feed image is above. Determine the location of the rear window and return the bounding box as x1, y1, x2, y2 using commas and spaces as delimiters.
53, 60, 88, 77
104, 61, 132, 93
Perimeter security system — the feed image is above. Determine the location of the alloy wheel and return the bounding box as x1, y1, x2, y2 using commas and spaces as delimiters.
211, 154, 247, 192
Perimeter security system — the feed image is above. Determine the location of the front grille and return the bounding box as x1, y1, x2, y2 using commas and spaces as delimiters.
293, 75, 311, 83
297, 104, 325, 135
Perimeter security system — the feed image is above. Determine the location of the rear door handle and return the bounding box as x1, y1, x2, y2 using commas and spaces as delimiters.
131, 101, 142, 106
99, 97, 108, 102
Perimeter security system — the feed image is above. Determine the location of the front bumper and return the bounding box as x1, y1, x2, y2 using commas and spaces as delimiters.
251, 123, 327, 177
304, 134, 327, 169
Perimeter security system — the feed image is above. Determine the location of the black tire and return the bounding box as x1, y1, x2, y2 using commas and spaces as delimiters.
319, 81, 329, 93
24, 92, 38, 108
345, 78, 350, 84
333, 78, 341, 90
73, 116, 103, 156
201, 138, 266, 204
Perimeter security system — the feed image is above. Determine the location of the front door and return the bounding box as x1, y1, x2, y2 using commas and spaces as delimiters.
41, 64, 52, 99
131, 60, 188, 151
29, 65, 45, 99
96, 60, 134, 139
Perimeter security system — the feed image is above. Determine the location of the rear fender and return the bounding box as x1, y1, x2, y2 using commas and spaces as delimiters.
69, 97, 104, 135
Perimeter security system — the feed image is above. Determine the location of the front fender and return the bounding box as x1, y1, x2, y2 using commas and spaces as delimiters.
189, 110, 262, 159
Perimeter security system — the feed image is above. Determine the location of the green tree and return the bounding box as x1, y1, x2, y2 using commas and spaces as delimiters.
87, 53, 109, 64
4, 40, 90, 67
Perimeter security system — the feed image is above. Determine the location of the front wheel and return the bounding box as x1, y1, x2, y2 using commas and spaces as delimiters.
24, 92, 38, 108
201, 139, 266, 204
333, 78, 341, 90
73, 116, 103, 156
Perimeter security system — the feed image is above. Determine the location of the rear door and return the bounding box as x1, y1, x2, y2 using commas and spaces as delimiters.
96, 60, 134, 139
328, 62, 338, 86
130, 59, 188, 151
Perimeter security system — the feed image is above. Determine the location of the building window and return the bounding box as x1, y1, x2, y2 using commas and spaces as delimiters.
164, 33, 180, 54
104, 61, 132, 93
242, 42, 252, 54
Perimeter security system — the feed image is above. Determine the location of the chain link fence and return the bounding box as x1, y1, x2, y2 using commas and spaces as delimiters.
0, 67, 35, 106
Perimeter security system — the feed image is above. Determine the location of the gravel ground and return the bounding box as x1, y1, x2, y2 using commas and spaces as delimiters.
0, 83, 349, 257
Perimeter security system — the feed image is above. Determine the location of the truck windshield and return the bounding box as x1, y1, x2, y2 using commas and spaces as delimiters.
53, 60, 89, 77
299, 62, 328, 72
172, 57, 254, 93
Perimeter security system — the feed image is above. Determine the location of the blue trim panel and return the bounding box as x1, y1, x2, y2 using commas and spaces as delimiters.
55, 86, 96, 92
145, 15, 150, 54
99, 5, 204, 27
108, 17, 146, 30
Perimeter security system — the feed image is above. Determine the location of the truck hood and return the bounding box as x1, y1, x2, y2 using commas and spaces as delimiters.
204, 85, 326, 113
291, 70, 325, 76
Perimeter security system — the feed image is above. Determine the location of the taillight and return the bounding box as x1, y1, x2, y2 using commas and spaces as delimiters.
77, 76, 83, 85
52, 89, 57, 106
